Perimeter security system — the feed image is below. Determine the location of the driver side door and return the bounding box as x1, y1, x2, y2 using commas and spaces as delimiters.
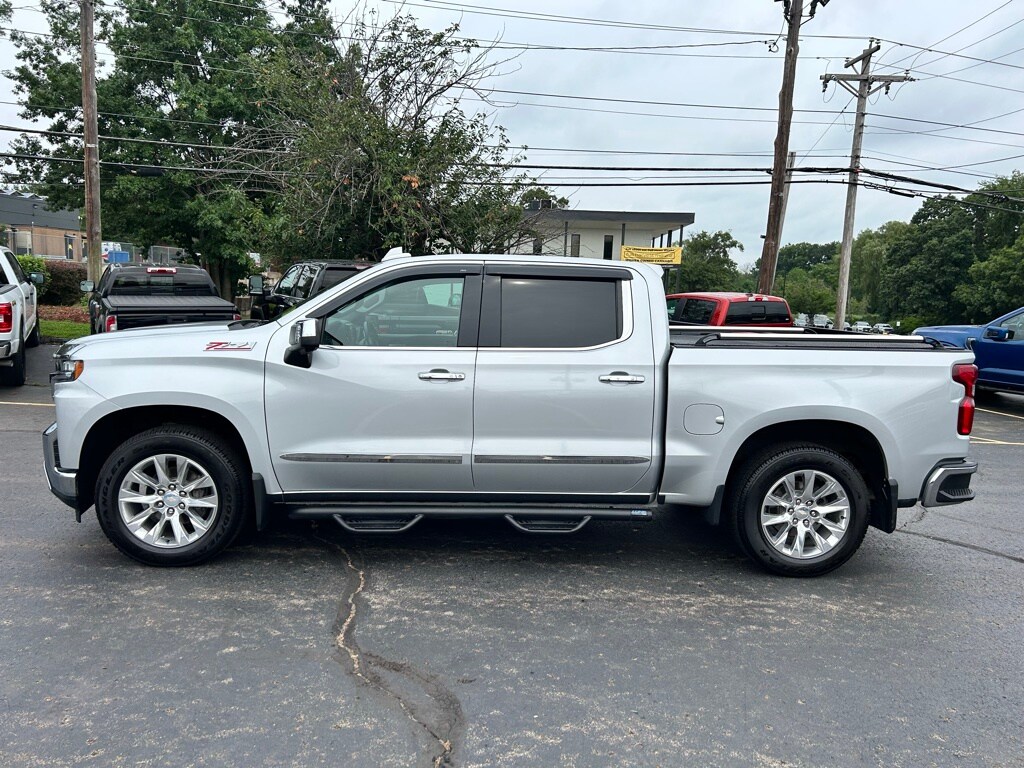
975, 308, 1024, 391
264, 264, 482, 495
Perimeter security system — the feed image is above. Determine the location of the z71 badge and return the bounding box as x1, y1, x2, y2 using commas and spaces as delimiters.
204, 341, 257, 352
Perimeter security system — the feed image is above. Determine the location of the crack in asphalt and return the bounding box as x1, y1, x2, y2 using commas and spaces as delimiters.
315, 532, 465, 767
896, 507, 1024, 565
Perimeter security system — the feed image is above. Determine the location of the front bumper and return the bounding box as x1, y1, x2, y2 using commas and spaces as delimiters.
42, 422, 78, 509
920, 459, 978, 507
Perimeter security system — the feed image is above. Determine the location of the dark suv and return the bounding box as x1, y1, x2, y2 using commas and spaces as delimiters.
249, 260, 373, 321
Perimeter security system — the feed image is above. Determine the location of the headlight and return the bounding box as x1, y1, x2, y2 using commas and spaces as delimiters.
51, 358, 84, 385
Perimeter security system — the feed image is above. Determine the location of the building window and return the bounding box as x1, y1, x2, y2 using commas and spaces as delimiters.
570, 234, 580, 257
603, 235, 614, 260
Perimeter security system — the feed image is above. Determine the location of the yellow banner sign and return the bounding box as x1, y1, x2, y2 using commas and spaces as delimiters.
619, 246, 682, 265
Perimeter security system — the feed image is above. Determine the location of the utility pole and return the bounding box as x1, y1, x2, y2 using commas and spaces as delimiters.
758, 0, 805, 295
80, 0, 102, 282
822, 42, 912, 326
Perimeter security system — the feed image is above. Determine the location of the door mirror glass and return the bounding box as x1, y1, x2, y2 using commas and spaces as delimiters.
29, 272, 45, 285
248, 275, 263, 296
80, 280, 95, 293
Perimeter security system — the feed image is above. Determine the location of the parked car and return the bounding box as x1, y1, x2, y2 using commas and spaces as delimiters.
812, 314, 834, 329
249, 260, 373, 321
915, 307, 1024, 394
794, 312, 809, 327
666, 291, 792, 327
0, 246, 44, 386
851, 321, 873, 333
82, 263, 240, 334
873, 323, 895, 335
46, 253, 978, 577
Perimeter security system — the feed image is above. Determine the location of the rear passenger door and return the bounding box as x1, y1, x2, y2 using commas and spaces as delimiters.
471, 264, 656, 497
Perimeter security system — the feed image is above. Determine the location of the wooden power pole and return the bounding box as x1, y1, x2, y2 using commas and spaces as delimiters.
757, 0, 804, 295
822, 41, 912, 326
80, 0, 102, 282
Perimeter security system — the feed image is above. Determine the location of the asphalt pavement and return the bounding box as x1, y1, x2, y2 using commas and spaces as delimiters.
1, 344, 1022, 768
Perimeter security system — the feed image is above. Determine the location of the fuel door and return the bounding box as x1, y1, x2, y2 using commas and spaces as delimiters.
684, 403, 725, 435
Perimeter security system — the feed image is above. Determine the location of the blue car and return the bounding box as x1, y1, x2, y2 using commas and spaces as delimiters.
915, 307, 1024, 394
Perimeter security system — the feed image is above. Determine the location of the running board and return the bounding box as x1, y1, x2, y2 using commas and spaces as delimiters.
288, 504, 655, 530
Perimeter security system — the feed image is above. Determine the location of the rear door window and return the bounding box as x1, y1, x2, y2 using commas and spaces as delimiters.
498, 277, 621, 348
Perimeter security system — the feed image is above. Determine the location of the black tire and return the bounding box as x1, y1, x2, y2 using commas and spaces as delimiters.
94, 425, 251, 566
0, 334, 27, 387
26, 313, 40, 347
727, 443, 870, 577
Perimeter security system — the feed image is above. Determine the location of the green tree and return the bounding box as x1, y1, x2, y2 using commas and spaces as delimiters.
229, 12, 547, 260
878, 197, 976, 325
2, 0, 294, 295
956, 231, 1024, 321
779, 267, 834, 315
668, 230, 742, 292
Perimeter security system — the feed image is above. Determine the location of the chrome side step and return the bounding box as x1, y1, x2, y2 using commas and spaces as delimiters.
505, 514, 591, 533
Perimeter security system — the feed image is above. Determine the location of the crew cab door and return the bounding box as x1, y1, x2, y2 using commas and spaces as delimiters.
2, 249, 35, 329
471, 264, 656, 496
265, 265, 482, 494
976, 308, 1024, 390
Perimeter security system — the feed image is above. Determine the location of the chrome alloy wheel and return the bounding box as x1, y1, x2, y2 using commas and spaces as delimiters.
117, 453, 220, 549
759, 469, 850, 559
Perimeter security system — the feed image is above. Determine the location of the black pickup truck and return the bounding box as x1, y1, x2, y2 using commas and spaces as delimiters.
249, 260, 373, 321
83, 264, 240, 334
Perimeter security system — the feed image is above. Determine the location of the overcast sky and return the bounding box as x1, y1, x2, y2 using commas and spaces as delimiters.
3, 0, 1022, 267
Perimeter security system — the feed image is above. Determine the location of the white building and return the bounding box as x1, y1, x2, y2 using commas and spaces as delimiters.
513, 204, 695, 260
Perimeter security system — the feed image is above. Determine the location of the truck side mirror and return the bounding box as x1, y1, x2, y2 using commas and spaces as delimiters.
29, 272, 45, 285
248, 275, 264, 296
80, 280, 95, 293
983, 326, 1012, 342
284, 318, 320, 368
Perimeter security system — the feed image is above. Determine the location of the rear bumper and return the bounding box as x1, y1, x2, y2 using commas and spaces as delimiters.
0, 340, 11, 359
42, 422, 78, 509
920, 459, 977, 507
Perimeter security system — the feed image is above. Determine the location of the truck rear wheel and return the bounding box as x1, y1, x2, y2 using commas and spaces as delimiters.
728, 443, 870, 577
0, 334, 26, 386
94, 426, 250, 566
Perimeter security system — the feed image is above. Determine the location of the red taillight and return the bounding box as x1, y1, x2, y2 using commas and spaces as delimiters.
233, 313, 241, 321
105, 315, 118, 332
146, 267, 177, 274
952, 363, 978, 436
0, 302, 11, 333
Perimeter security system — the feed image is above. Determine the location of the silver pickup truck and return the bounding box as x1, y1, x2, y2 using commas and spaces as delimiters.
43, 252, 978, 576
1, 246, 44, 386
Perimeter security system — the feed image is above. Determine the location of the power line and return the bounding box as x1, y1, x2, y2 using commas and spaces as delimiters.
885, 1, 1019, 68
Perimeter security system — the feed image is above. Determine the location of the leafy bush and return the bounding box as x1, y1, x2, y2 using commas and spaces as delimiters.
16, 254, 49, 282
41, 260, 87, 305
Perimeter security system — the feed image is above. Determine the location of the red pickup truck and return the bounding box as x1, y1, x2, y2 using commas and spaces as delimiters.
666, 291, 793, 327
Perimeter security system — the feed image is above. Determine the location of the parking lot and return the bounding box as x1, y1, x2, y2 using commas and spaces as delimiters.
2, 344, 1022, 767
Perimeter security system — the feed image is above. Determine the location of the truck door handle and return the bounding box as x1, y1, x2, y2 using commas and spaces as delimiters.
599, 372, 645, 384
418, 369, 466, 381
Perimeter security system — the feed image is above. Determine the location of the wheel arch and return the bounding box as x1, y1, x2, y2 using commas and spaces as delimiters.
77, 405, 252, 512
723, 419, 894, 532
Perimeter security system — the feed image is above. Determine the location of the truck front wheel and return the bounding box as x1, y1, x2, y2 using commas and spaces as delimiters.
94, 426, 250, 566
728, 443, 870, 577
